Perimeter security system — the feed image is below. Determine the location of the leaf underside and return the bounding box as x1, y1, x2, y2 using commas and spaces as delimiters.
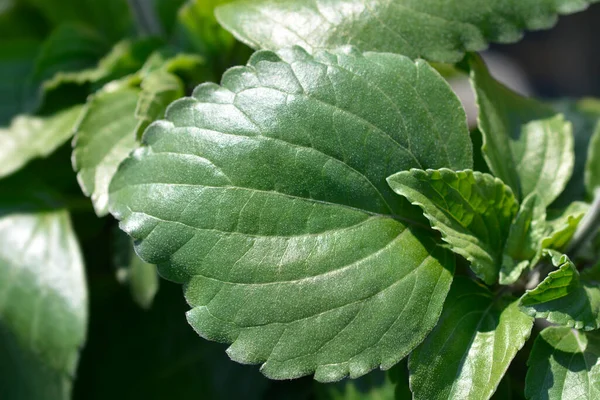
215, 0, 599, 63
108, 46, 472, 381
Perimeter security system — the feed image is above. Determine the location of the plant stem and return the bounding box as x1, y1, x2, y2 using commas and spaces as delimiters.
128, 0, 163, 37
568, 188, 600, 258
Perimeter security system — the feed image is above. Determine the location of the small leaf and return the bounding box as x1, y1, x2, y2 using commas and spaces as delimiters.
215, 0, 599, 63
72, 86, 140, 216
0, 104, 83, 179
501, 194, 547, 284
541, 202, 590, 251
387, 168, 518, 284
0, 194, 87, 399
525, 326, 600, 400
114, 229, 159, 309
469, 54, 574, 207
409, 277, 533, 400
519, 253, 600, 330
134, 70, 184, 140
108, 46, 469, 381
585, 121, 600, 196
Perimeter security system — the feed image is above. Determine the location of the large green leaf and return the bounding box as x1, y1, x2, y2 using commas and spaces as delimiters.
0, 199, 87, 399
469, 54, 574, 207
215, 0, 598, 63
108, 46, 469, 381
520, 252, 600, 330
387, 168, 518, 284
526, 326, 600, 400
585, 121, 600, 196
72, 85, 140, 217
0, 104, 83, 179
409, 277, 533, 400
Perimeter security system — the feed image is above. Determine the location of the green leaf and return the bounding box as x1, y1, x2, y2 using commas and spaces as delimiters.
0, 40, 40, 124
501, 194, 546, 285
387, 168, 518, 284
134, 70, 184, 140
541, 202, 590, 251
0, 205, 87, 399
409, 277, 533, 400
215, 0, 599, 63
152, 0, 187, 34
0, 1, 47, 41
519, 253, 600, 330
33, 24, 109, 84
553, 98, 600, 206
108, 46, 468, 381
73, 85, 140, 217
469, 54, 574, 207
525, 326, 600, 400
585, 121, 600, 196
0, 104, 83, 179
114, 229, 159, 309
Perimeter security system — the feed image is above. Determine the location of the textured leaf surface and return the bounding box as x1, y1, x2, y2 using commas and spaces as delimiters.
586, 121, 600, 196
73, 86, 140, 216
526, 327, 600, 400
215, 0, 599, 63
0, 199, 87, 399
387, 169, 518, 284
520, 253, 600, 330
0, 104, 83, 179
108, 46, 469, 381
409, 277, 533, 400
470, 54, 574, 206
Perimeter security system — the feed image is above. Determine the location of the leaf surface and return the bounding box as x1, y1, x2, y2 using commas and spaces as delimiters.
520, 253, 600, 330
387, 168, 518, 284
0, 193, 87, 399
0, 104, 83, 179
73, 85, 140, 217
215, 0, 599, 63
409, 277, 533, 400
108, 46, 470, 381
585, 121, 600, 196
469, 54, 574, 206
526, 326, 600, 400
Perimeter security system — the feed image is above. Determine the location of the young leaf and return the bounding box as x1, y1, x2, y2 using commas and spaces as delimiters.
519, 253, 600, 330
134, 70, 184, 140
469, 54, 574, 206
0, 205, 87, 399
541, 202, 590, 251
0, 104, 83, 179
501, 194, 546, 285
409, 278, 533, 400
526, 326, 600, 400
585, 121, 600, 196
108, 46, 469, 381
72, 85, 140, 217
114, 229, 159, 309
387, 169, 518, 284
215, 0, 599, 63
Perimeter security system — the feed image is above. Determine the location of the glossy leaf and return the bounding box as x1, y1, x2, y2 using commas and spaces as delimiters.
215, 0, 599, 63
520, 253, 600, 330
387, 168, 518, 284
73, 86, 140, 216
0, 104, 83, 179
0, 204, 87, 399
585, 121, 600, 196
526, 327, 600, 400
501, 194, 546, 285
108, 46, 469, 381
541, 202, 589, 251
409, 277, 533, 400
469, 54, 574, 206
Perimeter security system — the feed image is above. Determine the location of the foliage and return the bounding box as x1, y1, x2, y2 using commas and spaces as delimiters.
1, 0, 600, 399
